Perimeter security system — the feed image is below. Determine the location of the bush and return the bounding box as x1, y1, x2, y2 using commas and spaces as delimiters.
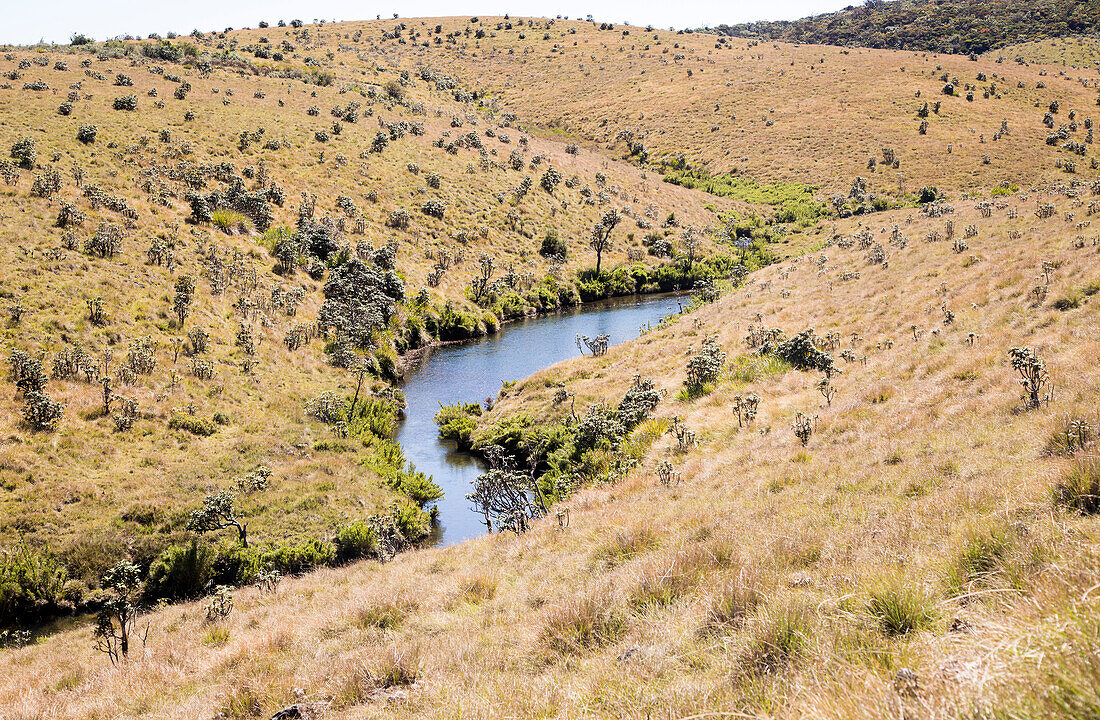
76, 124, 98, 144
435, 402, 482, 450
0, 541, 70, 626
769, 329, 834, 373
168, 413, 218, 436
539, 229, 567, 258
334, 521, 379, 563
10, 138, 35, 169
144, 540, 215, 602
684, 337, 727, 396
112, 94, 138, 111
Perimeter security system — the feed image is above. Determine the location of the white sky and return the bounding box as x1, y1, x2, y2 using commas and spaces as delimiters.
4, 0, 853, 46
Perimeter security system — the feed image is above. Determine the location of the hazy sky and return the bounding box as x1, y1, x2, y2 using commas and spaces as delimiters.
4, 0, 853, 46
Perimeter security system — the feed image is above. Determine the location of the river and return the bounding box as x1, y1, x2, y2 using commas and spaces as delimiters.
395, 293, 684, 546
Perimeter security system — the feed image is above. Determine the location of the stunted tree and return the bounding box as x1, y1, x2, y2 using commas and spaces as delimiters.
187, 490, 249, 547
590, 209, 620, 274
93, 561, 147, 664
173, 275, 195, 327
1010, 346, 1050, 409
467, 446, 546, 533
680, 226, 700, 271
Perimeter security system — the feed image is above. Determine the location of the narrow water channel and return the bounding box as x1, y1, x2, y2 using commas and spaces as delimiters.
395, 293, 683, 546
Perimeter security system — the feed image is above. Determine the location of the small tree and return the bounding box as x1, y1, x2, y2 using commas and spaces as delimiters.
1010, 347, 1050, 409
187, 490, 249, 547
792, 412, 816, 446
173, 275, 195, 326
679, 226, 700, 271
684, 337, 727, 396
93, 561, 147, 664
589, 209, 620, 274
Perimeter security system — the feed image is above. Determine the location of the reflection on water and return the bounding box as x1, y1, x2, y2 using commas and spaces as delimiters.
396, 294, 682, 546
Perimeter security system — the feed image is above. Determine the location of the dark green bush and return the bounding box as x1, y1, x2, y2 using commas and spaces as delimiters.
144, 540, 214, 602
334, 521, 379, 562
0, 541, 69, 627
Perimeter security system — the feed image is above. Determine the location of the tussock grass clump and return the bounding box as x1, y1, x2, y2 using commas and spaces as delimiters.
740, 605, 810, 675
704, 576, 764, 633
354, 596, 417, 630
729, 353, 792, 383
945, 528, 1015, 595
210, 209, 252, 233
456, 572, 497, 604
629, 545, 725, 610
1055, 456, 1100, 515
866, 584, 936, 637
592, 525, 659, 567
1045, 413, 1096, 456
540, 595, 626, 656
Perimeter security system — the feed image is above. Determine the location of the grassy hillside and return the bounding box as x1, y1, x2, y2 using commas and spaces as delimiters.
0, 31, 742, 611
4, 182, 1099, 719
349, 17, 1100, 195
995, 35, 1100, 69
715, 0, 1100, 55
1, 14, 1100, 719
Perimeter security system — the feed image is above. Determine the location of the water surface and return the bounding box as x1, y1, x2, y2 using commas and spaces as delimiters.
396, 294, 682, 546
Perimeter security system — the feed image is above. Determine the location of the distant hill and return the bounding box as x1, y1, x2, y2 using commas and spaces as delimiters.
715, 0, 1100, 54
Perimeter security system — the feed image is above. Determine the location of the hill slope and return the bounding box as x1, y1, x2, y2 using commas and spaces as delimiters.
347, 17, 1100, 196
0, 32, 740, 603
4, 181, 1099, 719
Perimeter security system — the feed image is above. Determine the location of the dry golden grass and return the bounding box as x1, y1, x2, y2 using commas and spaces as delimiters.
0, 30, 734, 574
3, 183, 1100, 718
330, 16, 1100, 195
2, 17, 1100, 719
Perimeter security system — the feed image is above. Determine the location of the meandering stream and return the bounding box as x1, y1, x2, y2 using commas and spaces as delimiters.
395, 293, 683, 546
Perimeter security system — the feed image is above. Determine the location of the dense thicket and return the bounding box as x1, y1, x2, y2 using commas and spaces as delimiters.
715, 0, 1100, 55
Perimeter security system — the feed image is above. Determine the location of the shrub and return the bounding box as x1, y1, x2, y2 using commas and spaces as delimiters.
144, 540, 215, 602
422, 199, 445, 219
539, 229, 567, 258
76, 124, 98, 144
22, 390, 64, 431
0, 541, 69, 626
334, 521, 380, 562
112, 94, 138, 111
168, 413, 218, 436
684, 337, 726, 396
771, 329, 834, 373
618, 375, 660, 430
1010, 346, 1049, 409
76, 125, 97, 145
435, 402, 481, 451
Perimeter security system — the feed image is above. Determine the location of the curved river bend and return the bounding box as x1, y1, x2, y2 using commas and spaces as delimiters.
396, 294, 682, 546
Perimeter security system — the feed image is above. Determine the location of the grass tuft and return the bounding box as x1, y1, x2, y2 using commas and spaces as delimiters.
540, 595, 626, 656
1055, 456, 1100, 515
866, 584, 936, 637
